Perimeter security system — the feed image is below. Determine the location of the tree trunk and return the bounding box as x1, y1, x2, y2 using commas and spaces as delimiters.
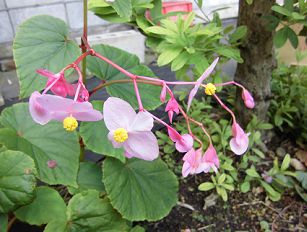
234, 0, 276, 126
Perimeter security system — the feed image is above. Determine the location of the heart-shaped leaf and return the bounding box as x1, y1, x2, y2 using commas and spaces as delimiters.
44, 190, 129, 232
14, 186, 66, 225
13, 15, 80, 98
103, 157, 178, 221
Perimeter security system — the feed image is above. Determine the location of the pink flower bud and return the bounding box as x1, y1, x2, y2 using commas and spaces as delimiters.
165, 98, 180, 123
242, 89, 255, 109
47, 160, 57, 169
167, 127, 193, 153
230, 122, 249, 155
160, 83, 167, 103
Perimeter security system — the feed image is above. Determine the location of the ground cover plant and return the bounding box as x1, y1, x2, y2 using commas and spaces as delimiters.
0, 0, 306, 231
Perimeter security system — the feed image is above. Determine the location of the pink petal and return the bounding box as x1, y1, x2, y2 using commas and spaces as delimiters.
175, 134, 194, 153
124, 151, 134, 159
129, 111, 153, 132
187, 86, 198, 111
167, 127, 182, 143
203, 144, 220, 168
230, 135, 249, 155
103, 97, 136, 131
196, 57, 219, 85
187, 57, 219, 111
73, 109, 103, 121
182, 161, 191, 177
124, 131, 159, 161
36, 94, 75, 112
107, 131, 124, 148
29, 91, 52, 125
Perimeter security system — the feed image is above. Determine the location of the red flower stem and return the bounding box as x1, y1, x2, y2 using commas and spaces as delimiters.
89, 79, 160, 96
213, 94, 236, 123
187, 116, 212, 145
132, 78, 144, 111
215, 81, 245, 89
177, 105, 204, 148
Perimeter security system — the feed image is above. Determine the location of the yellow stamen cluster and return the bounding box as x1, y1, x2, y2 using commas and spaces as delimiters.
63, 116, 78, 132
113, 128, 128, 143
205, 83, 216, 95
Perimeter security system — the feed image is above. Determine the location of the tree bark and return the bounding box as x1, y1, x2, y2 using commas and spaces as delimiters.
234, 0, 276, 126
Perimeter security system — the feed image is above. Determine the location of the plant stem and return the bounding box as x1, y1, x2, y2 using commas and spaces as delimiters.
89, 79, 160, 96
79, 0, 87, 162
81, 0, 88, 84
7, 216, 16, 232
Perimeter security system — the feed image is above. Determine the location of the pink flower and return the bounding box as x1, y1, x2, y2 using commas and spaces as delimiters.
167, 127, 193, 153
37, 69, 75, 97
74, 81, 89, 102
165, 97, 180, 123
29, 91, 103, 125
187, 57, 219, 111
242, 89, 254, 109
202, 144, 219, 173
103, 97, 159, 161
229, 122, 249, 155
182, 148, 206, 177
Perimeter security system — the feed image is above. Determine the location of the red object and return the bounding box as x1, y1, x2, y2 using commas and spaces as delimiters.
146, 1, 193, 22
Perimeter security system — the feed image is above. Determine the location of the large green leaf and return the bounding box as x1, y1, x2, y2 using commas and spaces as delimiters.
13, 15, 80, 98
87, 44, 162, 110
0, 214, 8, 231
0, 150, 36, 213
14, 186, 66, 225
67, 162, 105, 195
103, 157, 178, 221
44, 190, 129, 232
0, 103, 79, 187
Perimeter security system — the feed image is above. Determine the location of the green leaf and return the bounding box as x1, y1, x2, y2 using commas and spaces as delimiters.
157, 47, 182, 66
0, 214, 8, 232
246, 0, 253, 5
258, 123, 273, 130
216, 186, 228, 201
146, 26, 173, 35
13, 15, 80, 98
222, 184, 235, 191
229, 26, 247, 43
281, 154, 291, 171
294, 184, 307, 201
286, 27, 299, 48
274, 27, 288, 48
103, 157, 178, 221
215, 47, 243, 63
260, 181, 281, 201
109, 0, 132, 19
240, 181, 250, 193
44, 190, 129, 232
271, 5, 292, 16
0, 150, 36, 213
14, 186, 66, 225
198, 182, 215, 191
296, 171, 307, 189
246, 168, 260, 178
0, 103, 79, 187
87, 44, 161, 110
130, 225, 145, 232
218, 174, 226, 184
66, 190, 128, 232
67, 162, 105, 195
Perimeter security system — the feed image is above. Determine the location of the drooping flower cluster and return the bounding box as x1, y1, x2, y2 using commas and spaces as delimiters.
29, 69, 102, 131
29, 45, 255, 177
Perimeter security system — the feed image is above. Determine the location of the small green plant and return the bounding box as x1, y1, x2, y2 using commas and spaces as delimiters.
269, 64, 307, 142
